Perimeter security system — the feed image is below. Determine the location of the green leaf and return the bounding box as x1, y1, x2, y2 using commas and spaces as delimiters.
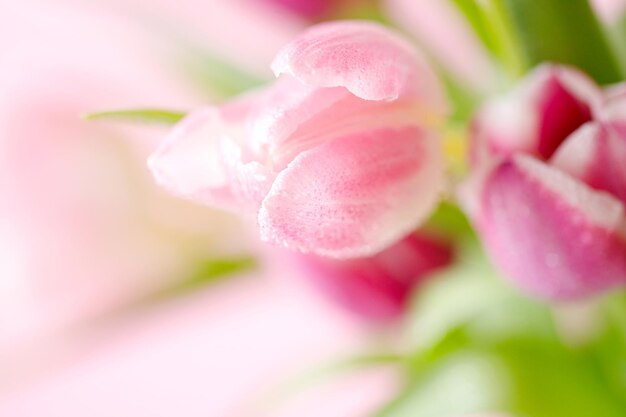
83, 108, 186, 125
381, 346, 626, 417
483, 0, 528, 78
606, 12, 626, 77
439, 68, 481, 123
450, 0, 499, 55
404, 241, 558, 360
590, 291, 626, 405
379, 244, 626, 417
375, 351, 510, 417
499, 0, 623, 84
424, 201, 475, 239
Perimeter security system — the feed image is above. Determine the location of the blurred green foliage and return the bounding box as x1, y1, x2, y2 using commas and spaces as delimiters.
499, 0, 622, 84
179, 48, 267, 99
451, 0, 526, 79
374, 244, 626, 417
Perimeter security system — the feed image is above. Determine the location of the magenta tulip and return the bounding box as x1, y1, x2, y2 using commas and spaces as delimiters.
464, 64, 626, 299
261, 0, 338, 18
288, 233, 453, 321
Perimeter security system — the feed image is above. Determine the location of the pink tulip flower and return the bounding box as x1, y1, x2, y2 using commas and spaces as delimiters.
149, 21, 447, 259
281, 233, 453, 322
463, 64, 626, 300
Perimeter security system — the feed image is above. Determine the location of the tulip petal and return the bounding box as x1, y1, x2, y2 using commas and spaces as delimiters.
534, 66, 595, 158
476, 154, 626, 299
148, 96, 273, 211
258, 126, 443, 258
251, 76, 431, 170
271, 20, 446, 110
292, 233, 452, 321
470, 94, 539, 164
249, 76, 350, 161
552, 122, 626, 204
599, 83, 626, 137
471, 65, 596, 164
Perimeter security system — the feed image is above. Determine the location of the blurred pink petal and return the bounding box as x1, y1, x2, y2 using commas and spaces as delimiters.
288, 233, 453, 321
0, 275, 400, 417
384, 0, 496, 92
111, 0, 305, 77
259, 126, 443, 258
471, 155, 626, 299
271, 20, 447, 109
0, 0, 249, 360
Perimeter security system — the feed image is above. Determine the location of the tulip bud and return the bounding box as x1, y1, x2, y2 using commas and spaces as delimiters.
463, 64, 626, 299
470, 65, 598, 165
149, 21, 447, 258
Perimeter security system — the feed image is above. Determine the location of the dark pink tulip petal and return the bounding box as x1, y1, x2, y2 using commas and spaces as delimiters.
534, 67, 596, 158
552, 122, 626, 204
475, 154, 626, 299
271, 20, 447, 110
259, 126, 443, 258
261, 0, 337, 19
471, 65, 598, 165
292, 233, 453, 322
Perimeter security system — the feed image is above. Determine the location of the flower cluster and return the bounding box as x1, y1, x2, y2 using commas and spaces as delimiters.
150, 20, 626, 309
7, 1, 626, 416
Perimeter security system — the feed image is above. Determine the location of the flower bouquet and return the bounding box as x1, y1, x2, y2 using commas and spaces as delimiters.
5, 0, 626, 416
